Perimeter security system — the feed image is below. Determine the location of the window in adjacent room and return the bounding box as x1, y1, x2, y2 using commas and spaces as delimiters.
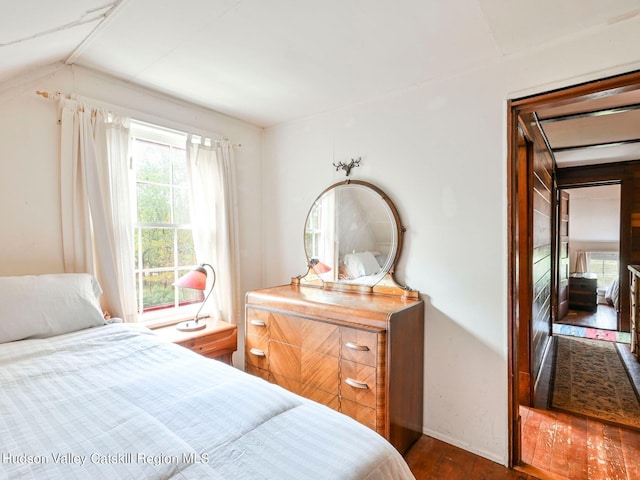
588, 251, 618, 288
130, 121, 201, 316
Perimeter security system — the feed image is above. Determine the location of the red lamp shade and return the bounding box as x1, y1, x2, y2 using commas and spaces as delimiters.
172, 264, 216, 332
173, 265, 207, 290
309, 258, 332, 274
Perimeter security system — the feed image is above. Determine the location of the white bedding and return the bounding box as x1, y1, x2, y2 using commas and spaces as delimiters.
605, 277, 620, 310
0, 323, 414, 480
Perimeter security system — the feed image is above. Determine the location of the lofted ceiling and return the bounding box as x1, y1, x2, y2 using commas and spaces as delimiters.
2, 0, 640, 169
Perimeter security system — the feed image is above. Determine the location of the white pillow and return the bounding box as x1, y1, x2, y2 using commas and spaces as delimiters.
0, 273, 106, 343
344, 251, 381, 278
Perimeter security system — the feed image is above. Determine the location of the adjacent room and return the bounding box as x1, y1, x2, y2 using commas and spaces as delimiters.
557, 184, 621, 333
2, 1, 640, 479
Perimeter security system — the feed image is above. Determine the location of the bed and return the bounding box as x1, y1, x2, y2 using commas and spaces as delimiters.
0, 274, 414, 479
605, 277, 620, 311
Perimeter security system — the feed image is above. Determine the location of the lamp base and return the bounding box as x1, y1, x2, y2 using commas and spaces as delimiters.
176, 319, 207, 332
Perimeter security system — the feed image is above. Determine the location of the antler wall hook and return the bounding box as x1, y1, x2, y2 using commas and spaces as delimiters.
332, 157, 361, 177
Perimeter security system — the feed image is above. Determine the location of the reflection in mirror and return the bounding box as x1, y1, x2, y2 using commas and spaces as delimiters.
304, 182, 398, 287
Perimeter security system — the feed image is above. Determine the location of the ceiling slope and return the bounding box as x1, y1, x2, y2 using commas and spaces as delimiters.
70, 0, 501, 126
0, 0, 116, 83
1, 0, 640, 128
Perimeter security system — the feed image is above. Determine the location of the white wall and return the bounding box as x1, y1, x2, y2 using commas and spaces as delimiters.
0, 64, 264, 362
569, 185, 620, 243
568, 185, 620, 271
262, 17, 640, 464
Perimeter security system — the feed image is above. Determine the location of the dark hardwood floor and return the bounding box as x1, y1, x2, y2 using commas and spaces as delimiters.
555, 304, 617, 330
404, 305, 640, 480
405, 435, 538, 479
518, 334, 640, 479
519, 405, 640, 480
405, 334, 640, 479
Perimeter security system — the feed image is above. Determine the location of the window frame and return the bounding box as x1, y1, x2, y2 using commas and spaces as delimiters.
588, 251, 619, 289
130, 120, 201, 324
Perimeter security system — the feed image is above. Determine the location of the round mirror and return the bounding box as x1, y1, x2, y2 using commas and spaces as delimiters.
303, 180, 401, 288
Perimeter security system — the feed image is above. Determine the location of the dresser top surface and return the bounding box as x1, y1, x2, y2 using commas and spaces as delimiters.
246, 284, 422, 315
570, 273, 598, 280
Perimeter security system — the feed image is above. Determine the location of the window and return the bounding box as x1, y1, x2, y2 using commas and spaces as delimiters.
131, 121, 201, 315
588, 251, 618, 288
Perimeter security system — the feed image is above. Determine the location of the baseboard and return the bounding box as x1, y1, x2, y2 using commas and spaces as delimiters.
421, 428, 506, 466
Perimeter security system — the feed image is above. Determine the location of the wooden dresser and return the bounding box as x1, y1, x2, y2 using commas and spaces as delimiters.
244, 284, 424, 454
568, 273, 598, 311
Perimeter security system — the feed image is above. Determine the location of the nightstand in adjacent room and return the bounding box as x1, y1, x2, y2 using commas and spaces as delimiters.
568, 273, 598, 312
152, 318, 237, 365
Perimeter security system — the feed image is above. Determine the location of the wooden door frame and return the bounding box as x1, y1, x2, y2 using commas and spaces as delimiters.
556, 170, 630, 331
555, 188, 569, 323
507, 69, 640, 467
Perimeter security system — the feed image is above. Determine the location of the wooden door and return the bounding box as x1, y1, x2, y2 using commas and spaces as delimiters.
557, 190, 570, 320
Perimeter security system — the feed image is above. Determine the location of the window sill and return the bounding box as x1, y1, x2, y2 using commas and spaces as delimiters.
140, 306, 203, 329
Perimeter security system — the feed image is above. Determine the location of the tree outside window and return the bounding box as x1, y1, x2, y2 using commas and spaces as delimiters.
131, 122, 202, 313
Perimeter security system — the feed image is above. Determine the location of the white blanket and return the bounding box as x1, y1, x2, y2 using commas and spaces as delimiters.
0, 324, 414, 480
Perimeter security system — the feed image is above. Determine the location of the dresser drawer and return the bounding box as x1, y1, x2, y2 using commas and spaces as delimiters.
341, 328, 378, 367
271, 372, 340, 411
570, 278, 597, 290
246, 334, 269, 369
245, 364, 269, 381
270, 313, 339, 357
341, 359, 377, 408
270, 341, 339, 393
341, 398, 376, 431
246, 308, 271, 337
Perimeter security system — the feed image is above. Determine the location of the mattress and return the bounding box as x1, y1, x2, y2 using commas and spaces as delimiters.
0, 323, 414, 480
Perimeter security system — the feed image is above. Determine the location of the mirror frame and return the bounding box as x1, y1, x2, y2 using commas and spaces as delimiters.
291, 180, 419, 298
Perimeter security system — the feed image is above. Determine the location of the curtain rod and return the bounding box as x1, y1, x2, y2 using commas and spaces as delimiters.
36, 90, 62, 101
34, 90, 242, 148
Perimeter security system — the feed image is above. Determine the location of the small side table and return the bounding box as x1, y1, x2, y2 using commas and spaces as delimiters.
152, 318, 237, 365
568, 273, 598, 312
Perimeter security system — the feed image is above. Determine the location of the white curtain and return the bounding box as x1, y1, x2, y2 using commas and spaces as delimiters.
574, 250, 590, 273
186, 138, 241, 325
59, 98, 137, 322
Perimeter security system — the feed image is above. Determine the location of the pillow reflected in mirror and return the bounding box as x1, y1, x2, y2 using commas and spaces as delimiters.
343, 251, 381, 278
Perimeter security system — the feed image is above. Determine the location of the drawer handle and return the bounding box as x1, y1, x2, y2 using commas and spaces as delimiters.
345, 342, 370, 351
249, 348, 266, 357
250, 319, 266, 327
345, 378, 369, 390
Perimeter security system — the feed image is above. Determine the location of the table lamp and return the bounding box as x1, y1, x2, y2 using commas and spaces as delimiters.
309, 258, 332, 274
172, 263, 216, 332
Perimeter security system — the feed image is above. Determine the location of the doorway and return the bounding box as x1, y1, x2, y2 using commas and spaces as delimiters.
508, 69, 640, 473
555, 184, 621, 332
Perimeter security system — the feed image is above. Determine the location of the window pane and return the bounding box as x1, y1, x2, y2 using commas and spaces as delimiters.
135, 140, 170, 183
588, 258, 619, 288
177, 229, 196, 266
143, 271, 175, 310
137, 183, 171, 223
141, 228, 174, 269
174, 186, 190, 225
172, 148, 188, 186
131, 121, 198, 316
176, 269, 204, 304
